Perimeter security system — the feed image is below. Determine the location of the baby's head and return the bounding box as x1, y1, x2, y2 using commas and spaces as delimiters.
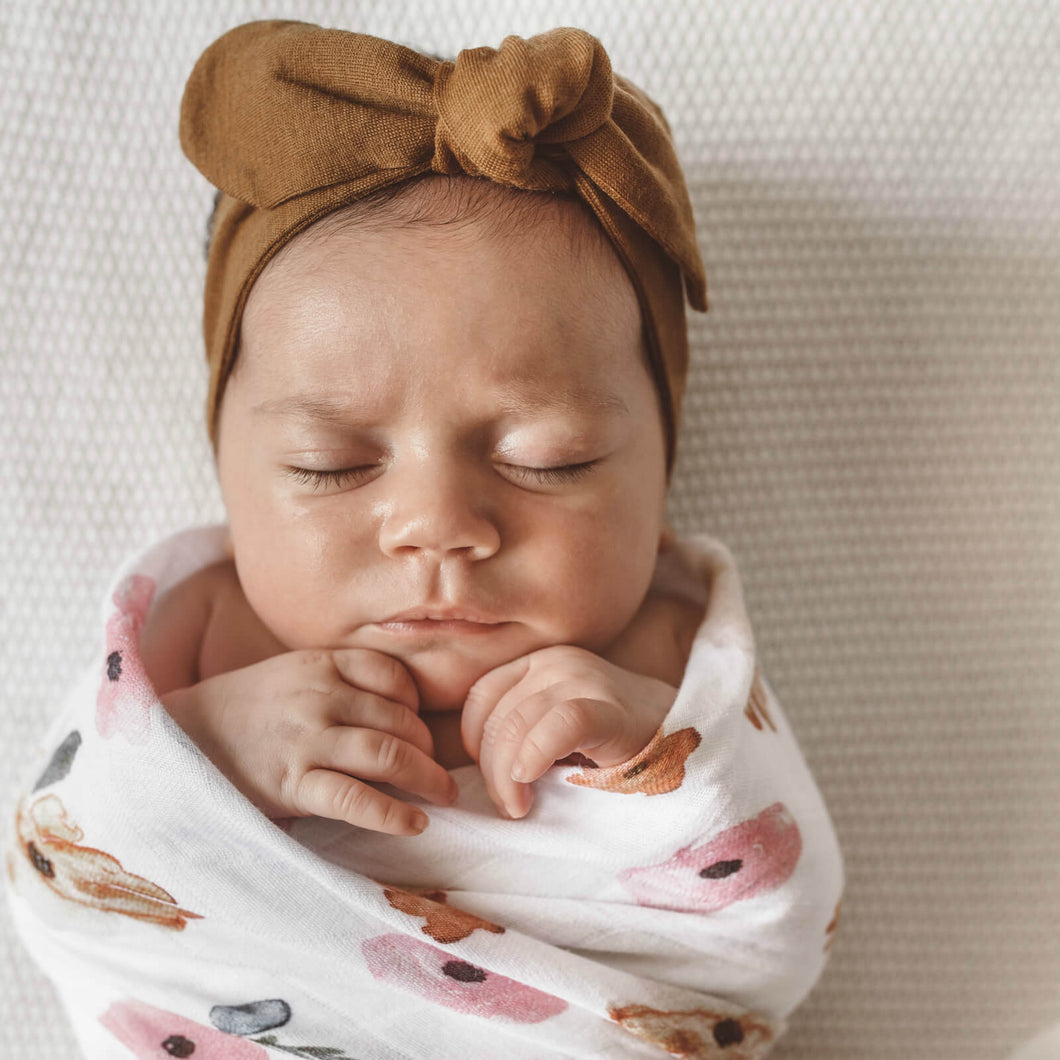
181, 21, 707, 709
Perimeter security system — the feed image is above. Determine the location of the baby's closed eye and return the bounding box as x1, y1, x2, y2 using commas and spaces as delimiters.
282, 458, 602, 493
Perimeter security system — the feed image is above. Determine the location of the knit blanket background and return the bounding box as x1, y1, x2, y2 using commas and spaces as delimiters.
3, 2, 1058, 1057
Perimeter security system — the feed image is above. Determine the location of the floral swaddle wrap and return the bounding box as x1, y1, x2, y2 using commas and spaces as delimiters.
6, 523, 843, 1059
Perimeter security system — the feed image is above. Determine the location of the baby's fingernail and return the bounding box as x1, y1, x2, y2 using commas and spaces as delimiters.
430, 778, 459, 806
510, 761, 530, 783
409, 811, 428, 833
507, 789, 532, 819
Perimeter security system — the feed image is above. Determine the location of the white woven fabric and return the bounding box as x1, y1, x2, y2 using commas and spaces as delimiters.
2, 2, 1058, 1058
7, 524, 843, 1058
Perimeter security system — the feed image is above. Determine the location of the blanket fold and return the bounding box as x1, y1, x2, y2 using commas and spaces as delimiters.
6, 523, 843, 1060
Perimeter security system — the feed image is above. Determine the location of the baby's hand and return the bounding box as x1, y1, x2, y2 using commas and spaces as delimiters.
461, 645, 679, 819
160, 649, 458, 835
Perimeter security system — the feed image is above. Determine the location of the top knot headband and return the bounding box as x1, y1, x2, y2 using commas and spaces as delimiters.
179, 19, 707, 474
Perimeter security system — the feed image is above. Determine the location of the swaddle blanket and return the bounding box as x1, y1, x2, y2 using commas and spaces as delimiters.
5, 523, 844, 1060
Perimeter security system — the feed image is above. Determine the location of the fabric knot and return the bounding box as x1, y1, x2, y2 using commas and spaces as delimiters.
432, 28, 614, 190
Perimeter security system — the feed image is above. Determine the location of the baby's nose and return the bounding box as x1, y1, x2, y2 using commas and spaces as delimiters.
377, 461, 500, 560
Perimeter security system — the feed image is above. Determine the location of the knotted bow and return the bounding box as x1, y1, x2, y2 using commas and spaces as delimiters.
179, 20, 708, 473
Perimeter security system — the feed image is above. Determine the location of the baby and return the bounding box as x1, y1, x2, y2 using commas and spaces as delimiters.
143, 19, 713, 838
7, 22, 843, 1058
142, 172, 707, 834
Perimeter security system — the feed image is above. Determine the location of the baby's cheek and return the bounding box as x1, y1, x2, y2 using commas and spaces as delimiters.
233, 530, 354, 650
557, 497, 661, 620
546, 551, 659, 654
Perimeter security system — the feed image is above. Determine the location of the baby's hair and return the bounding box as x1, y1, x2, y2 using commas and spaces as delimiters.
203, 176, 615, 273
205, 174, 643, 384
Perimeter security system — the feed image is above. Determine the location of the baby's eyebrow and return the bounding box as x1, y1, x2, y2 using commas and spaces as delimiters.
251, 388, 630, 421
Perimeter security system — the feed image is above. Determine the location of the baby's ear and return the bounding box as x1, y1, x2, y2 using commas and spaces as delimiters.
659, 524, 676, 552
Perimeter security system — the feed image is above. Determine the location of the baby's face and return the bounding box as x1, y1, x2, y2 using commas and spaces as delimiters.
216, 199, 669, 711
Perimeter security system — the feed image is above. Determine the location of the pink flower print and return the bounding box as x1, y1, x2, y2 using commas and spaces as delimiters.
619, 803, 802, 912
96, 573, 156, 744
100, 997, 268, 1058
362, 933, 567, 1023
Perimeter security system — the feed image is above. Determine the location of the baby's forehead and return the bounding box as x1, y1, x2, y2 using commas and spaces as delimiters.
235, 176, 648, 407
267, 175, 625, 281
247, 180, 641, 343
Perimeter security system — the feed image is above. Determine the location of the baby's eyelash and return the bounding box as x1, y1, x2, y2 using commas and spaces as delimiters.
504, 461, 599, 485
284, 465, 374, 489
285, 461, 600, 490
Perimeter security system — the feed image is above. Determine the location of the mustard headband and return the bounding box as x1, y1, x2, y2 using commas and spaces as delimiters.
179, 20, 707, 473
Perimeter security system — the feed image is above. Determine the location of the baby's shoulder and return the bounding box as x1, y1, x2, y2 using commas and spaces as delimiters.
667, 592, 707, 665
604, 590, 705, 688
149, 557, 239, 623
139, 559, 235, 696
650, 591, 707, 675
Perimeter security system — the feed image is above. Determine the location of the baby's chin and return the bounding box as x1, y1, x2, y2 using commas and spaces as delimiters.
402, 651, 494, 713
389, 641, 535, 713
377, 627, 623, 712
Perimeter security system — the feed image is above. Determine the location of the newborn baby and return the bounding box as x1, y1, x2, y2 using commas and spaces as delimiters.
7, 25, 843, 1058
142, 174, 707, 833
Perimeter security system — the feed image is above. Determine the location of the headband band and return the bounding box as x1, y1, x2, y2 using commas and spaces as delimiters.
180, 20, 707, 473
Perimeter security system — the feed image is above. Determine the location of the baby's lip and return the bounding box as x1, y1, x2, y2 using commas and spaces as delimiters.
380, 605, 504, 624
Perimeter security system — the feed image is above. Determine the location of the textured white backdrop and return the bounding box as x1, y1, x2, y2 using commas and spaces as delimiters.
2, 1, 1059, 1057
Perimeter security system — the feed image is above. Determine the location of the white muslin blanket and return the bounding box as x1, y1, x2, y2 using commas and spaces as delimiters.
5, 523, 844, 1059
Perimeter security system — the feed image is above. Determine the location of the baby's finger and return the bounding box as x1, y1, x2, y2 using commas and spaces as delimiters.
329, 690, 435, 761
461, 653, 532, 762
479, 688, 567, 819
510, 696, 617, 784
319, 727, 458, 808
294, 767, 430, 836
331, 648, 420, 713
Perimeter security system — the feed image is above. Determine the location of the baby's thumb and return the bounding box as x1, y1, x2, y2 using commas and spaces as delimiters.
461, 654, 532, 762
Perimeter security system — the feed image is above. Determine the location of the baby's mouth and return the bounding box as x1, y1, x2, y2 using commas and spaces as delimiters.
374, 618, 510, 636
374, 605, 510, 635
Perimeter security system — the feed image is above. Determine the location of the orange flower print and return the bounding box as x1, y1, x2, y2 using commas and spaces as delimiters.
565, 727, 702, 795
15, 793, 202, 929
743, 669, 776, 733
609, 1002, 776, 1058
824, 898, 842, 954
383, 886, 506, 944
